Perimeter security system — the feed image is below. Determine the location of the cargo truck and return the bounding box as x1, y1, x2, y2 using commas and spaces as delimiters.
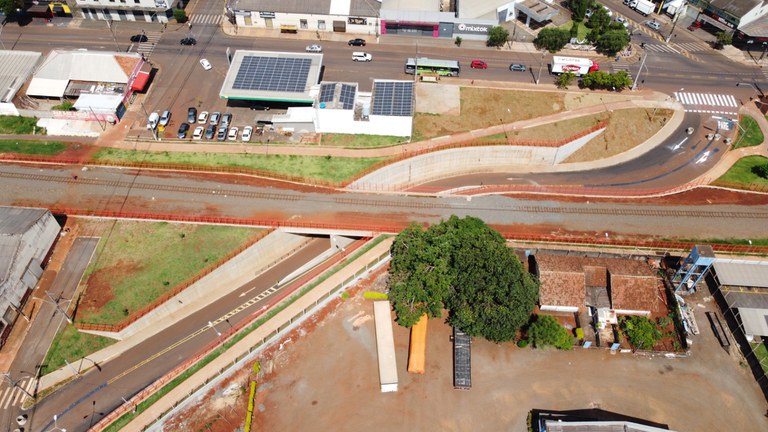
550, 56, 600, 77
632, 0, 654, 17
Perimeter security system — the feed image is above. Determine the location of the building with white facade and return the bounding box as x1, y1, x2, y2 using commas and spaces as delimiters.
75, 0, 173, 22
0, 207, 60, 349
231, 0, 380, 35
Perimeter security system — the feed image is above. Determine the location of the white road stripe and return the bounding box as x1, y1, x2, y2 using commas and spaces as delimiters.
0, 387, 12, 409
12, 387, 23, 406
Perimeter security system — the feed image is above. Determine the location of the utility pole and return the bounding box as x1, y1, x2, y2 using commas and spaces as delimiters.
535, 51, 546, 85
631, 53, 648, 90
140, 101, 159, 141
46, 292, 73, 324
105, 19, 120, 52
665, 10, 681, 43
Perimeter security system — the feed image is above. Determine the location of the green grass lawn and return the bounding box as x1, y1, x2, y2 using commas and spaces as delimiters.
77, 221, 261, 325
734, 115, 764, 148
752, 342, 768, 373
0, 140, 67, 155
558, 21, 590, 40
93, 148, 387, 184
41, 324, 116, 375
0, 115, 45, 134
319, 134, 408, 148
714, 155, 768, 188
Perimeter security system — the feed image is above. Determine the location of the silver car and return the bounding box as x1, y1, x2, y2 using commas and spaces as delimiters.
305, 44, 322, 53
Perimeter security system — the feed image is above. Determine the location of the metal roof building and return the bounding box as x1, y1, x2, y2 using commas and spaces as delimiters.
0, 207, 60, 349
219, 50, 323, 104
0, 51, 43, 104
712, 259, 768, 339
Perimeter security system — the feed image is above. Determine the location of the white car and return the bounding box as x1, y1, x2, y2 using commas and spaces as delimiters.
305, 44, 322, 53
242, 126, 253, 142
227, 126, 239, 141
200, 58, 212, 70
197, 111, 209, 124
147, 112, 159, 130
646, 20, 661, 31
615, 17, 629, 28
192, 126, 204, 140
159, 110, 171, 127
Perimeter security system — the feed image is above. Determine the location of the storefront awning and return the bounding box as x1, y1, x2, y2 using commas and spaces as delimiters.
131, 71, 150, 91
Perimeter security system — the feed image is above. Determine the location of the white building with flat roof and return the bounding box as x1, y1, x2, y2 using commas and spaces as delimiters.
75, 0, 173, 22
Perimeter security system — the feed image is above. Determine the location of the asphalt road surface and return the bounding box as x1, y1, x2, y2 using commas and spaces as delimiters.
13, 237, 331, 432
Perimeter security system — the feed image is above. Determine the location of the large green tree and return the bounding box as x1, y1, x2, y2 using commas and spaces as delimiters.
527, 315, 573, 350
487, 26, 510, 47
586, 6, 611, 33
0, 0, 23, 17
568, 0, 594, 21
596, 29, 630, 56
387, 216, 539, 343
534, 28, 570, 53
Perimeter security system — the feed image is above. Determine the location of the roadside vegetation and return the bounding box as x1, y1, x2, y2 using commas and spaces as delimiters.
77, 220, 261, 325
526, 315, 573, 350
0, 140, 66, 155
752, 342, 768, 373
0, 115, 45, 134
92, 148, 387, 184
715, 155, 768, 189
318, 133, 407, 148
41, 324, 115, 375
733, 115, 764, 148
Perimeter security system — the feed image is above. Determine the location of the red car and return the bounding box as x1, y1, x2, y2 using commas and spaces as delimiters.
470, 60, 488, 69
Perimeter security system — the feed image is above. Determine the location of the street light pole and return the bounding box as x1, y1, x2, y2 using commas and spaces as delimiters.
631, 53, 648, 90
46, 292, 73, 324
1, 373, 34, 398
51, 414, 67, 432
208, 321, 222, 336
535, 51, 546, 85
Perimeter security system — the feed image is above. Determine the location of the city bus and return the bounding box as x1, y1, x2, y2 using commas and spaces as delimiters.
404, 58, 461, 77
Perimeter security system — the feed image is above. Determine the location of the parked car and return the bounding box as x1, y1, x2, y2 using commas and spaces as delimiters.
130, 34, 148, 43
192, 126, 204, 140
509, 63, 526, 72
187, 107, 197, 123
180, 37, 197, 46
227, 126, 239, 141
159, 110, 171, 127
646, 20, 661, 31
470, 60, 488, 69
204, 124, 216, 139
216, 125, 227, 141
348, 38, 366, 46
305, 44, 323, 53
177, 122, 190, 139
687, 21, 702, 31
200, 58, 212, 70
242, 126, 253, 142
250, 103, 270, 111
147, 112, 159, 130
221, 113, 233, 127
197, 111, 209, 124
209, 111, 221, 125
614, 17, 629, 28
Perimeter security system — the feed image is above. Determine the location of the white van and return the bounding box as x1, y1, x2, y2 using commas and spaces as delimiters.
147, 112, 159, 130
352, 52, 372, 62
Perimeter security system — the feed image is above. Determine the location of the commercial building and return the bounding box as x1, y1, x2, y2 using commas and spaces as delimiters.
687, 0, 768, 48
230, 0, 381, 35
0, 50, 43, 116
26, 49, 148, 122
75, 0, 173, 22
0, 207, 60, 349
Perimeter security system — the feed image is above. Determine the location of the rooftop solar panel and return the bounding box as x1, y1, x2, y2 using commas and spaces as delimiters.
371, 81, 413, 116
319, 83, 337, 103
340, 84, 356, 110
453, 327, 471, 389
232, 56, 312, 93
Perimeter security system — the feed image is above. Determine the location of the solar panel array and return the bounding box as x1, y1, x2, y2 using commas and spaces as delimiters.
340, 84, 356, 110
232, 56, 312, 93
319, 83, 337, 103
453, 327, 471, 389
372, 81, 413, 116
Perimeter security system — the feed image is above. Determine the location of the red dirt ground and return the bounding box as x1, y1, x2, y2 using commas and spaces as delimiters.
505, 187, 768, 206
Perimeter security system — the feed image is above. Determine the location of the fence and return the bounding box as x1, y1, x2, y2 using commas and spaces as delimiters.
90, 239, 388, 432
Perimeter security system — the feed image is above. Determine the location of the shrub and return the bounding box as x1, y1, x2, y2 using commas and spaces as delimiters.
363, 291, 388, 300
487, 26, 509, 47
752, 163, 768, 179
517, 339, 529, 348
621, 315, 661, 350
173, 8, 188, 23
455, 36, 462, 47
52, 101, 74, 111
527, 315, 573, 350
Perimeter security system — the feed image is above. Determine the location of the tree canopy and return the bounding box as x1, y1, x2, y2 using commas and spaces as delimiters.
620, 315, 661, 350
387, 216, 539, 343
527, 315, 573, 350
568, 0, 594, 21
595, 29, 630, 56
0, 0, 23, 17
534, 28, 570, 52
487, 26, 510, 47
580, 70, 632, 91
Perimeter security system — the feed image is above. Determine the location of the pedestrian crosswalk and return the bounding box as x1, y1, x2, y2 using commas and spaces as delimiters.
134, 32, 162, 58
190, 14, 223, 26
0, 378, 36, 410
611, 63, 630, 73
674, 91, 740, 116
643, 43, 680, 54
674, 42, 711, 53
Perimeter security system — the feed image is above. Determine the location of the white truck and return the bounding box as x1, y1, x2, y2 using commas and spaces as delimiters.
632, 0, 654, 17
550, 56, 600, 77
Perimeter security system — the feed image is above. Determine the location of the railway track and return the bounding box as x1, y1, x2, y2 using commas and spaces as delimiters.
3, 170, 768, 221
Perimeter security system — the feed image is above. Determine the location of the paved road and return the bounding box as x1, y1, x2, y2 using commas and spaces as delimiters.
0, 237, 98, 431
14, 237, 331, 432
